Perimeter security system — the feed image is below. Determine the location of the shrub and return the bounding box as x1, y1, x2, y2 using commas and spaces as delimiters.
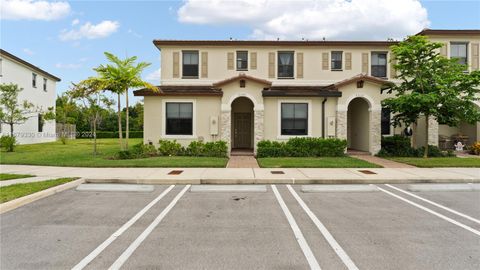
0, 135, 16, 152
378, 135, 455, 157
115, 150, 135, 160
203, 141, 228, 157
256, 137, 347, 158
158, 140, 184, 156
81, 131, 144, 139
131, 143, 158, 158
470, 141, 480, 155
186, 141, 205, 156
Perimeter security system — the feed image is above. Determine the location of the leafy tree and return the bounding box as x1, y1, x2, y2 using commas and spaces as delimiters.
0, 83, 54, 134
56, 92, 78, 144
383, 35, 480, 157
71, 78, 114, 155
94, 52, 156, 150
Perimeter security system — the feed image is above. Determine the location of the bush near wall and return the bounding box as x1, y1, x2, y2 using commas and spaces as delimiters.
81, 131, 144, 139
257, 137, 347, 158
377, 135, 455, 157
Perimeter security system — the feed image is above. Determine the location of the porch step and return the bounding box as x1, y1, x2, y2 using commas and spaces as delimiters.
231, 149, 254, 156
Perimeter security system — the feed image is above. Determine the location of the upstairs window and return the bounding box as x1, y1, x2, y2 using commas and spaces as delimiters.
166, 102, 193, 135
281, 103, 308, 136
32, 73, 37, 88
278, 51, 294, 78
182, 51, 199, 78
331, 51, 343, 70
450, 42, 468, 67
43, 78, 47, 92
371, 52, 387, 78
236, 51, 248, 70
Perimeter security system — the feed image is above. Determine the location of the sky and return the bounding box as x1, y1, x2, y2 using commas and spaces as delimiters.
1, 0, 479, 105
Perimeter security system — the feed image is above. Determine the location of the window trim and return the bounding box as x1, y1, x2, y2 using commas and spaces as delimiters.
277, 51, 295, 79
181, 50, 199, 79
277, 100, 312, 139
32, 73, 37, 88
161, 99, 197, 139
371, 51, 388, 78
331, 51, 343, 71
236, 50, 248, 71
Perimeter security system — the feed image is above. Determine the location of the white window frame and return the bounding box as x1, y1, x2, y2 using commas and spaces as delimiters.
277, 99, 312, 139
161, 99, 197, 139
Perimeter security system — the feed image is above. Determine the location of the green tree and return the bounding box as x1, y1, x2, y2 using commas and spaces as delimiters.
55, 92, 78, 144
94, 52, 156, 150
383, 35, 480, 157
71, 78, 114, 155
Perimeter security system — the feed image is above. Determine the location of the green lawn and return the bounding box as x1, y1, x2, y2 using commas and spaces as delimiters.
0, 139, 228, 168
0, 173, 35, 181
0, 178, 77, 203
257, 157, 381, 168
387, 157, 480, 168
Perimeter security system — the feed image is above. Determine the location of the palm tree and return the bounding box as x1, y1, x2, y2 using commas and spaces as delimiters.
94, 52, 156, 150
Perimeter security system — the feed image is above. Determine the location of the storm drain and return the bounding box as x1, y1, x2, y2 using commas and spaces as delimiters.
358, 170, 377, 175
271, 171, 285, 175
168, 170, 183, 175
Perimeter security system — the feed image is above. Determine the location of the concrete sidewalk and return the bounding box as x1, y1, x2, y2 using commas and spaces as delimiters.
1, 165, 478, 184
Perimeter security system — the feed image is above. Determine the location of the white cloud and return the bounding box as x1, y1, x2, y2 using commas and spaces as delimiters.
71, 18, 79, 25
127, 29, 142, 38
178, 0, 429, 40
22, 48, 34, 55
0, 0, 70, 21
55, 62, 82, 69
59, 20, 120, 41
145, 68, 161, 83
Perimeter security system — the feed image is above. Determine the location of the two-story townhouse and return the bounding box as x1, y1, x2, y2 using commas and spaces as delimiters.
135, 29, 480, 156
0, 49, 60, 144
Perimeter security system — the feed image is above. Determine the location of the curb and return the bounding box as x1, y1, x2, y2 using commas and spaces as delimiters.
0, 178, 85, 214
84, 178, 480, 185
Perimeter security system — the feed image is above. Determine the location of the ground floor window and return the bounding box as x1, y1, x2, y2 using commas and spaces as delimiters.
38, 114, 44, 132
381, 108, 391, 135
281, 103, 308, 135
166, 102, 193, 135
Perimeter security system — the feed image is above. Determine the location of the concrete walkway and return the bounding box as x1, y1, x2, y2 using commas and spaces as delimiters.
350, 155, 416, 168
227, 156, 259, 168
1, 165, 478, 185
0, 176, 61, 187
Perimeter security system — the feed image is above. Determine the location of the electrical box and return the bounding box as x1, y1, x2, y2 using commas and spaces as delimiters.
210, 116, 218, 135
327, 116, 336, 137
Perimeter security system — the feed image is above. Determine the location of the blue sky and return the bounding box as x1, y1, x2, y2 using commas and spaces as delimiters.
1, 0, 479, 105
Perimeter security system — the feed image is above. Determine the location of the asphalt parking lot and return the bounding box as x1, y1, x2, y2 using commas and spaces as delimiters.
1, 183, 479, 270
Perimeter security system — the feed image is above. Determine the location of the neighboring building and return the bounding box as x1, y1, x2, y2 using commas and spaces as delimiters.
135, 29, 480, 155
0, 49, 60, 144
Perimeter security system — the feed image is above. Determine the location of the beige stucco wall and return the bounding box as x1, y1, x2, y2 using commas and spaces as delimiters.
160, 45, 394, 85
426, 35, 480, 73
143, 96, 221, 147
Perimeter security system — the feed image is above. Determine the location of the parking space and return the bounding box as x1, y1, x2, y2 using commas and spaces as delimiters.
1, 183, 479, 270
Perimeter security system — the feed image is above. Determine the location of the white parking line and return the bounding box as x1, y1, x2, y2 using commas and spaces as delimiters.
287, 185, 359, 270
108, 185, 191, 270
386, 184, 480, 225
72, 185, 175, 270
375, 185, 480, 236
271, 185, 321, 270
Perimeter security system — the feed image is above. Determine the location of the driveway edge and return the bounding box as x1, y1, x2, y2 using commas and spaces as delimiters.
0, 178, 85, 214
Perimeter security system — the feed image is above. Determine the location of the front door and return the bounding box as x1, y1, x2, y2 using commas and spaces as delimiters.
233, 113, 252, 148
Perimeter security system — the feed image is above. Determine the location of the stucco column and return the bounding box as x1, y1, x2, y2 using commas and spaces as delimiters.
336, 110, 347, 140
254, 109, 264, 155
369, 109, 381, 155
428, 116, 439, 146
220, 109, 231, 155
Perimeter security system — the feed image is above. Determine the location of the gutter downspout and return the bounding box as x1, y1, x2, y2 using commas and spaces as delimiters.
322, 98, 327, 138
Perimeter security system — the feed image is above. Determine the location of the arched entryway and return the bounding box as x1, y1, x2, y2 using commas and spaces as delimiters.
347, 97, 370, 152
231, 97, 254, 150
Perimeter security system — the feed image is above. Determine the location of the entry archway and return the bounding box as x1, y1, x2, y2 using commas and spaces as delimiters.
231, 97, 254, 149
347, 97, 370, 152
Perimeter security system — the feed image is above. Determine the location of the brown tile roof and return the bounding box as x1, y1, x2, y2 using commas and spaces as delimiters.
262, 85, 341, 97
332, 74, 393, 89
0, 49, 61, 81
416, 29, 480, 36
153, 40, 398, 48
133, 85, 223, 96
213, 73, 272, 87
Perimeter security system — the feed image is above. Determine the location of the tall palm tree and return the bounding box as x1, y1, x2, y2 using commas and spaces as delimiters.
94, 52, 156, 150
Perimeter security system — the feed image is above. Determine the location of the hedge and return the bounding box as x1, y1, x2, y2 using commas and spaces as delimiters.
257, 137, 347, 158
377, 135, 455, 157
77, 131, 144, 139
